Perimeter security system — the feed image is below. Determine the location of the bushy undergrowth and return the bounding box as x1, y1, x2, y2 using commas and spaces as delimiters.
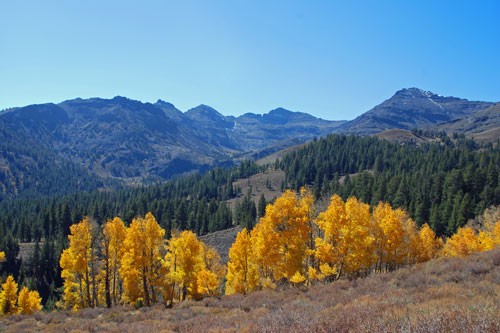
1, 248, 499, 332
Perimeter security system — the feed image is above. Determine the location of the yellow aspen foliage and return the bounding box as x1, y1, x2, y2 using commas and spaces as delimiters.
163, 230, 222, 304
315, 194, 347, 279
225, 228, 259, 295
478, 231, 495, 251
480, 218, 500, 249
17, 287, 42, 315
120, 213, 165, 306
201, 243, 226, 285
0, 276, 18, 315
100, 217, 127, 307
372, 202, 412, 272
492, 219, 500, 245
399, 211, 424, 266
306, 266, 323, 281
163, 230, 202, 303
442, 227, 484, 257
250, 215, 280, 287
59, 217, 100, 310
316, 196, 374, 278
290, 271, 306, 284
0, 251, 5, 262
198, 244, 225, 296
340, 196, 375, 275
415, 223, 442, 263
252, 189, 315, 285
196, 269, 219, 296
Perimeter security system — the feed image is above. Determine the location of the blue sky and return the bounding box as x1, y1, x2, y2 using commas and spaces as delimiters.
1, 0, 499, 120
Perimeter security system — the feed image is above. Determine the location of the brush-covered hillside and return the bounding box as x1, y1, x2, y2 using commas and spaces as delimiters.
1, 248, 499, 332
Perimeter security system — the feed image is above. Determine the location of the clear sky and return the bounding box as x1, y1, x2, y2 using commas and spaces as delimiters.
1, 1, 499, 120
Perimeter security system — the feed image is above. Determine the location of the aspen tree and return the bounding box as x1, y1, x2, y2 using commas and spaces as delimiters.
17, 287, 42, 315
251, 189, 315, 286
0, 276, 18, 315
120, 213, 165, 306
226, 228, 259, 295
59, 217, 99, 310
100, 217, 127, 307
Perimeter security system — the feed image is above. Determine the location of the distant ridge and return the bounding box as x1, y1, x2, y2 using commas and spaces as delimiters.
0, 97, 345, 186
1, 88, 498, 199
337, 88, 494, 135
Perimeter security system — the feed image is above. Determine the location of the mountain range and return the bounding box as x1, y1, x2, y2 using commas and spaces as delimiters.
0, 97, 344, 193
0, 88, 498, 199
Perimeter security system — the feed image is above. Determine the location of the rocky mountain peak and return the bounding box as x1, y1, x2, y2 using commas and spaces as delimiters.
185, 104, 227, 121
155, 99, 175, 107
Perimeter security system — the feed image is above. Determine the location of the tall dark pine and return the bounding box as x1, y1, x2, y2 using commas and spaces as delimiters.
258, 194, 267, 219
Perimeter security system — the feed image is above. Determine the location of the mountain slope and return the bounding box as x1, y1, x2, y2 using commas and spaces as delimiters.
338, 88, 494, 135
432, 102, 500, 134
2, 248, 498, 331
0, 117, 105, 200
0, 97, 344, 185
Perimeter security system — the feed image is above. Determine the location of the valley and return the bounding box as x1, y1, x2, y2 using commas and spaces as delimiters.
1, 88, 499, 329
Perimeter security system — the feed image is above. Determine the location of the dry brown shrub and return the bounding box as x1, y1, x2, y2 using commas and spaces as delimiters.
1, 248, 500, 332
467, 261, 490, 276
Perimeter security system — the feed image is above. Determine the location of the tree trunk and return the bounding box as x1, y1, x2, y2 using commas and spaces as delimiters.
142, 268, 151, 306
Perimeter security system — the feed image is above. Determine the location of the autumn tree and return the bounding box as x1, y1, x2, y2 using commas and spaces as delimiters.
0, 276, 18, 315
314, 194, 347, 280
478, 213, 500, 250
59, 217, 100, 310
415, 223, 442, 262
442, 227, 484, 257
251, 189, 315, 287
490, 219, 500, 246
199, 243, 225, 295
120, 213, 165, 306
163, 230, 222, 305
226, 228, 259, 295
371, 202, 407, 271
0, 251, 5, 263
315, 196, 375, 279
100, 217, 127, 308
17, 287, 42, 315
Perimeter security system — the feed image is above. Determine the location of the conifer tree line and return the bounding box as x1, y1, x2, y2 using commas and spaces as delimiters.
3, 188, 500, 316
1, 134, 500, 309
0, 120, 107, 201
279, 134, 500, 236
0, 160, 263, 305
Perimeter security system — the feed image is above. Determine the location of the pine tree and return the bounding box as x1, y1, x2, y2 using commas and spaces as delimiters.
257, 194, 267, 219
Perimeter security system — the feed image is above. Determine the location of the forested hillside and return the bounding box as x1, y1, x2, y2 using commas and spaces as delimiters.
1, 188, 499, 331
280, 134, 500, 236
0, 160, 264, 306
1, 134, 500, 309
0, 120, 106, 201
